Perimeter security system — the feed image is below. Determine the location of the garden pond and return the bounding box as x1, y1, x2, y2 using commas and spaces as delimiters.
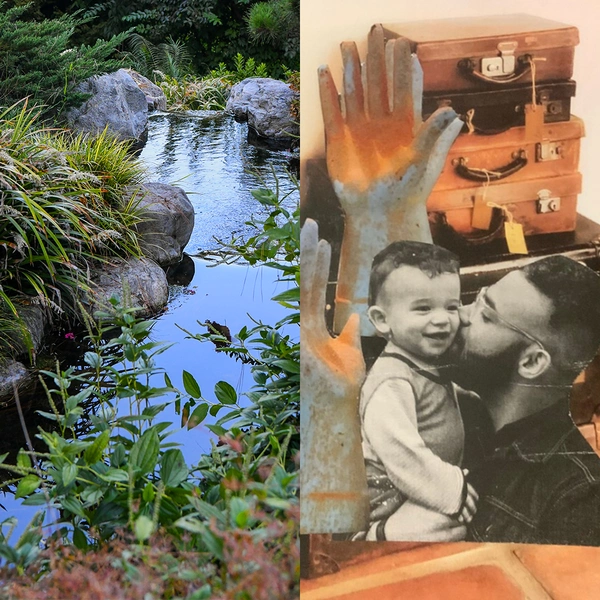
1, 110, 298, 533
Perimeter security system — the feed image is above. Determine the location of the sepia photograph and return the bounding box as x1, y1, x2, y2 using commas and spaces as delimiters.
300, 0, 600, 596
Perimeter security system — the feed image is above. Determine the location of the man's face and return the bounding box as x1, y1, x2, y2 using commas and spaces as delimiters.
450, 270, 553, 392
370, 265, 461, 360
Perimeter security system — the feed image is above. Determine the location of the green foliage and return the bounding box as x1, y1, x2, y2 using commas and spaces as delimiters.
127, 33, 192, 80
247, 0, 299, 64
0, 101, 144, 334
155, 73, 231, 111
0, 3, 132, 117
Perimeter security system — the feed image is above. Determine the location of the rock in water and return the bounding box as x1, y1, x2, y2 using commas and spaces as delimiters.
126, 70, 167, 111
133, 183, 195, 267
66, 69, 148, 144
86, 257, 169, 317
226, 78, 299, 147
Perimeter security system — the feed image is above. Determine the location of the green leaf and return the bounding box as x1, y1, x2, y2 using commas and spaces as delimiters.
61, 496, 86, 518
187, 404, 208, 429
206, 424, 226, 437
21, 493, 47, 506
271, 359, 300, 373
130, 428, 160, 476
62, 464, 77, 488
134, 515, 154, 542
84, 351, 102, 369
110, 443, 126, 468
16, 450, 31, 470
142, 482, 155, 503
214, 381, 237, 405
188, 585, 212, 600
15, 475, 41, 499
209, 404, 222, 417
84, 429, 110, 465
73, 526, 88, 550
160, 449, 188, 488
182, 370, 201, 399
81, 487, 103, 506
103, 468, 129, 482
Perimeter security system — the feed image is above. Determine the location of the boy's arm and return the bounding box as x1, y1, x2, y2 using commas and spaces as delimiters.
363, 378, 465, 515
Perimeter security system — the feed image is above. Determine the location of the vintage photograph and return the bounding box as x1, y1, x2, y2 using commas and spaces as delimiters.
301, 0, 600, 596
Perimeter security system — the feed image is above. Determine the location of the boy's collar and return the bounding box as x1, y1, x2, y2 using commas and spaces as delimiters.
382, 340, 441, 377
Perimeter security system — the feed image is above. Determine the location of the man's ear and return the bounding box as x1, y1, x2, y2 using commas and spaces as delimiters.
518, 346, 552, 380
367, 305, 390, 337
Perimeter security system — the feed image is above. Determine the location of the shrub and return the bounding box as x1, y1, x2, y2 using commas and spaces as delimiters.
0, 3, 131, 117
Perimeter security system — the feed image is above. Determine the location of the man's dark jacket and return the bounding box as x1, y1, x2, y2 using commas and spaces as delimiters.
461, 394, 600, 546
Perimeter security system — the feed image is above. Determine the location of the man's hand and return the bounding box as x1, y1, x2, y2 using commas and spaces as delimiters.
300, 219, 370, 534
319, 24, 463, 333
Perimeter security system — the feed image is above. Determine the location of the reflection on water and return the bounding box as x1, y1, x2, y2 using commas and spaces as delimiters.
139, 111, 297, 252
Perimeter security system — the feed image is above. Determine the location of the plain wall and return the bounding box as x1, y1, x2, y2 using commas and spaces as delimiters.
301, 0, 600, 222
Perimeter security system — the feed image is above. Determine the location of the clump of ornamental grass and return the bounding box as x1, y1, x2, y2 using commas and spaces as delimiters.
0, 100, 145, 327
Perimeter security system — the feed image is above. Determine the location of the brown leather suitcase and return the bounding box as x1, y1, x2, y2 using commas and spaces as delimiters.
427, 171, 582, 241
383, 15, 579, 93
432, 116, 584, 192
422, 80, 576, 135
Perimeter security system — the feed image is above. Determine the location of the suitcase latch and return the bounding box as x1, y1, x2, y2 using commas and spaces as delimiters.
536, 189, 561, 213
481, 41, 518, 78
536, 141, 563, 162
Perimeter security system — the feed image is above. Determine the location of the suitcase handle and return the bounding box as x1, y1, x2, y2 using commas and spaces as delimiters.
454, 151, 527, 182
429, 209, 506, 247
457, 55, 533, 85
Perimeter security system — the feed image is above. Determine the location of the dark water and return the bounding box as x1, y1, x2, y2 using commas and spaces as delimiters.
139, 111, 298, 253
1, 111, 298, 537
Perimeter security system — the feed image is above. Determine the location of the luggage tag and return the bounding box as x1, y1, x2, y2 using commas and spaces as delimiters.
487, 201, 529, 255
524, 57, 547, 142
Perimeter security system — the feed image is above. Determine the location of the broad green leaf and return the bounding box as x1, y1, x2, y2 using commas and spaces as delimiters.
84, 430, 110, 465
271, 359, 300, 373
206, 424, 226, 437
209, 404, 222, 417
81, 487, 103, 506
160, 449, 188, 488
134, 515, 154, 542
61, 464, 77, 488
61, 496, 86, 518
182, 370, 201, 399
142, 482, 155, 503
214, 381, 237, 405
73, 526, 88, 550
130, 428, 160, 476
187, 404, 208, 429
21, 493, 47, 506
83, 351, 102, 369
16, 450, 31, 470
15, 475, 41, 499
110, 443, 126, 468
103, 468, 129, 482
188, 585, 212, 600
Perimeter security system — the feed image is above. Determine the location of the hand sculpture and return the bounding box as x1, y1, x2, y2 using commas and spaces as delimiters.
300, 218, 369, 534
319, 24, 463, 334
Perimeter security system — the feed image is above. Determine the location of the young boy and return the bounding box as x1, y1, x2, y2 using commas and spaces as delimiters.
359, 241, 477, 541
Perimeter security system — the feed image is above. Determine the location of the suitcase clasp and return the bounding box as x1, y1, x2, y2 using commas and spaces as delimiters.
536, 141, 563, 162
537, 189, 561, 214
481, 41, 519, 78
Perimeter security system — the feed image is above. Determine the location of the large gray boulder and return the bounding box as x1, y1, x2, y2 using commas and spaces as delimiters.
126, 69, 167, 111
226, 78, 299, 146
66, 69, 149, 143
0, 360, 30, 400
133, 183, 195, 266
87, 257, 169, 317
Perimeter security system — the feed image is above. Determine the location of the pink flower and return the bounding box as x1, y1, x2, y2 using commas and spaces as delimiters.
64, 332, 75, 340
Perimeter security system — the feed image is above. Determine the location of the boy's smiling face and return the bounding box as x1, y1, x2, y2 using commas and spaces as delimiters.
368, 265, 461, 360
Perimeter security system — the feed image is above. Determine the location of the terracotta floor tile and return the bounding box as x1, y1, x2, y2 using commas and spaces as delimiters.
326, 565, 526, 600
515, 544, 600, 600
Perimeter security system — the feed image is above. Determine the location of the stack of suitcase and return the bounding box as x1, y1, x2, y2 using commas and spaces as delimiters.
383, 15, 582, 249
